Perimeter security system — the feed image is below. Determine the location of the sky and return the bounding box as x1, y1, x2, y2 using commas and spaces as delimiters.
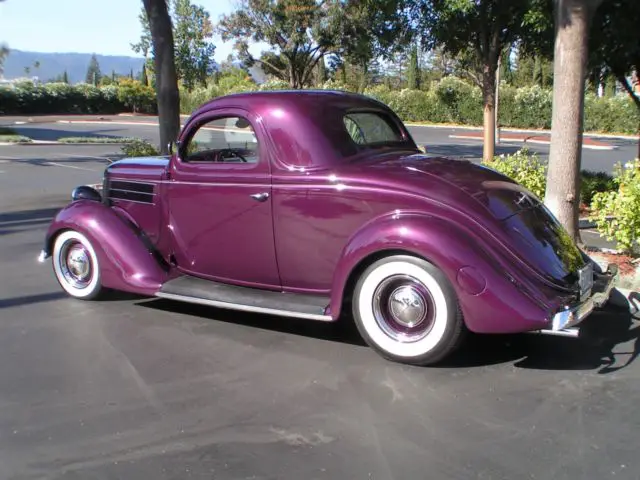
0, 0, 262, 62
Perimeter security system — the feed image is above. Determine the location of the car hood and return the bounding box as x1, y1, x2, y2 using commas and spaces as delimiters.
339, 151, 586, 290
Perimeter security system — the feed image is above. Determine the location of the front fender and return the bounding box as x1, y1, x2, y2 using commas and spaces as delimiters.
43, 200, 168, 295
329, 211, 553, 334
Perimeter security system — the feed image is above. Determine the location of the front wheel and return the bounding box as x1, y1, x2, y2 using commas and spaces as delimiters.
52, 230, 104, 300
352, 255, 465, 366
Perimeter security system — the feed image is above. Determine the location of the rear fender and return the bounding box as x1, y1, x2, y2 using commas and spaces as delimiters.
43, 200, 168, 295
330, 211, 552, 334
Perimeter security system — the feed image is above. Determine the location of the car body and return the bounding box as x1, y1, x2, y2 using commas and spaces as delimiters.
38, 90, 617, 365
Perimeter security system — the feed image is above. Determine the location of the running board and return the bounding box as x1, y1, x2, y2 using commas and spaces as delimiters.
156, 275, 332, 321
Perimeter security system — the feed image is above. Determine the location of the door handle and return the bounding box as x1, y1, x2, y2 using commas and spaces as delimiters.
250, 192, 269, 202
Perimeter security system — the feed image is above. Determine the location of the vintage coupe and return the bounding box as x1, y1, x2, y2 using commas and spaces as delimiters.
38, 90, 617, 365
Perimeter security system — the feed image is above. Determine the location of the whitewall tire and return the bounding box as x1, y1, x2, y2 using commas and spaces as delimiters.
52, 230, 103, 300
352, 255, 465, 365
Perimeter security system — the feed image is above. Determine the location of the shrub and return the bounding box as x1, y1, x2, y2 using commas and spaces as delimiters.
590, 158, 640, 254
482, 147, 547, 198
0, 80, 156, 115
116, 78, 156, 114
120, 139, 160, 157
580, 170, 616, 206
0, 134, 32, 143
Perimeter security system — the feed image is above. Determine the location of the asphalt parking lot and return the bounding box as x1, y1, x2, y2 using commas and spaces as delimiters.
1, 139, 640, 479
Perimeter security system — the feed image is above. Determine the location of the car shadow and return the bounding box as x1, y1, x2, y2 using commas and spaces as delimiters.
138, 298, 368, 347
138, 298, 639, 372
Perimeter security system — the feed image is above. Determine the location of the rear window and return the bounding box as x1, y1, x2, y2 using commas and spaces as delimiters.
343, 112, 404, 146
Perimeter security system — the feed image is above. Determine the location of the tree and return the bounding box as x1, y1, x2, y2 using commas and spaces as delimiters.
407, 43, 420, 89
131, 6, 156, 81
315, 55, 327, 85
0, 44, 8, 76
337, 0, 411, 91
142, 0, 181, 155
62, 70, 69, 83
134, 0, 216, 90
172, 0, 216, 89
216, 0, 345, 89
85, 54, 102, 85
588, 0, 640, 156
415, 0, 551, 162
141, 62, 149, 85
544, 0, 604, 241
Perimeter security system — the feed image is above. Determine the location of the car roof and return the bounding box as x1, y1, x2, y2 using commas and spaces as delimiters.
185, 89, 417, 170
191, 89, 389, 115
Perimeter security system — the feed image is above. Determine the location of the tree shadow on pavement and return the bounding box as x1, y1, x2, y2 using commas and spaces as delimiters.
0, 291, 68, 309
512, 306, 640, 374
0, 207, 62, 236
11, 126, 134, 142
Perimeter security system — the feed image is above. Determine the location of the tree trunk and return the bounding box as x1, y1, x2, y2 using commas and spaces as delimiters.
482, 63, 496, 162
143, 0, 180, 155
545, 0, 602, 242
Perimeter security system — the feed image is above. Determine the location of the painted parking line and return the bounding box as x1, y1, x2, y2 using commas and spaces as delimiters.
448, 134, 616, 151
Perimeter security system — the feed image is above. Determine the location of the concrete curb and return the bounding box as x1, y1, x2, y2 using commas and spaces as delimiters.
448, 134, 616, 151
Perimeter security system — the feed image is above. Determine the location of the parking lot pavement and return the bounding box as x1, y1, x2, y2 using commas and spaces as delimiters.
1, 150, 640, 478
3, 116, 637, 174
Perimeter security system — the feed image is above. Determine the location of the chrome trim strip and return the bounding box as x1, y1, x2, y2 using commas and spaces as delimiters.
107, 198, 156, 206
108, 188, 156, 195
155, 291, 333, 322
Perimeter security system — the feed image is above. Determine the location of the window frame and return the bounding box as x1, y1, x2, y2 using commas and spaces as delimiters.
341, 109, 409, 150
177, 110, 263, 169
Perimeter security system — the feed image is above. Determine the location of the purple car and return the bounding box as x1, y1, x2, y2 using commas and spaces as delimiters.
38, 90, 617, 365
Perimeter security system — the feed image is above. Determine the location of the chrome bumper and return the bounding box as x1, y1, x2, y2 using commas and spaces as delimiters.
535, 264, 617, 338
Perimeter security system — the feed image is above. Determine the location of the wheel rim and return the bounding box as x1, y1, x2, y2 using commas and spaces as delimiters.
372, 274, 436, 343
59, 240, 93, 289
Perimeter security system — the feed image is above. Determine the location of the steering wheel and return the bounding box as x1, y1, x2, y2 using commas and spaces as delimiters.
218, 148, 248, 163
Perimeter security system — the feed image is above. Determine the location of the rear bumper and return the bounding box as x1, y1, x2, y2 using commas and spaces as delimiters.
536, 264, 617, 337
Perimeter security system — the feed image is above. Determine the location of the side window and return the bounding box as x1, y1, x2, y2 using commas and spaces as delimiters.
343, 112, 403, 146
183, 116, 259, 164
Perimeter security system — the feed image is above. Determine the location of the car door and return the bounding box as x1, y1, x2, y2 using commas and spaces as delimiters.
165, 108, 280, 289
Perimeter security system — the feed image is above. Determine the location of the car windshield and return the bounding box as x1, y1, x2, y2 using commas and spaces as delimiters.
343, 112, 405, 147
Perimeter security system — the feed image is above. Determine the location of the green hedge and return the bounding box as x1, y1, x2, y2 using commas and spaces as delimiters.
1, 77, 637, 136
361, 81, 637, 134
0, 80, 156, 115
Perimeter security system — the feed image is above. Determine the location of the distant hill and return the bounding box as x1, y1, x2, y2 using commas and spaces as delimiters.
1, 49, 146, 84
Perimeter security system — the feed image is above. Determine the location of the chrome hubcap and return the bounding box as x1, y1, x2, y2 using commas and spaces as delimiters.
60, 241, 92, 289
389, 286, 427, 328
372, 275, 435, 343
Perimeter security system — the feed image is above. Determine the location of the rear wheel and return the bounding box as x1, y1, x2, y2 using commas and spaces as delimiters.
52, 230, 103, 300
352, 255, 465, 365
